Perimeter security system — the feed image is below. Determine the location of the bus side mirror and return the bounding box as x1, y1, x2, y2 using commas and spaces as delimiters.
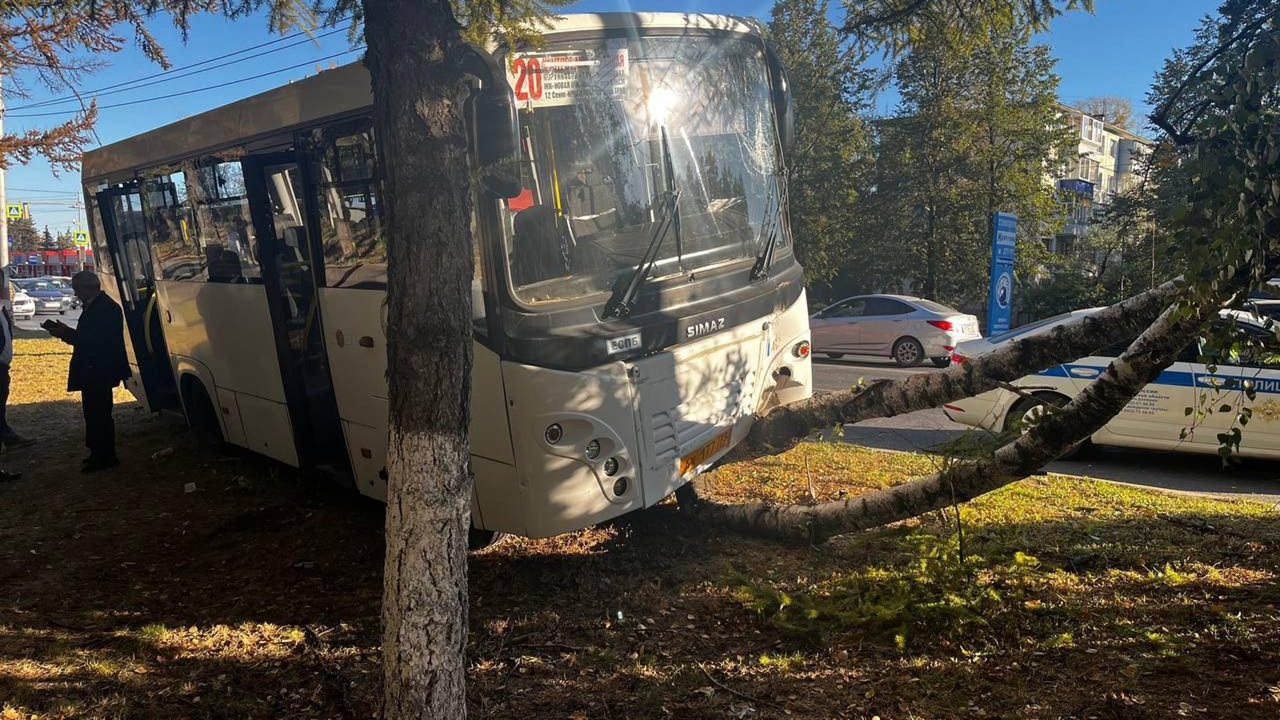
470, 88, 522, 198
764, 42, 795, 159
452, 44, 522, 198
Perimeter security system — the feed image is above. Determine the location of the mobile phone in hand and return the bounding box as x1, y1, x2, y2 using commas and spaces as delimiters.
40, 319, 57, 332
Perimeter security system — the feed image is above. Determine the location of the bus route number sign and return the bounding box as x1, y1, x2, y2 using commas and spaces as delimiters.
509, 51, 599, 108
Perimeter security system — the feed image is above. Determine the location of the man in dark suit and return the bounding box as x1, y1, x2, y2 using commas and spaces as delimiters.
45, 271, 131, 472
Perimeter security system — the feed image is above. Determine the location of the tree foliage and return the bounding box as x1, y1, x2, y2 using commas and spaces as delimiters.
1100, 2, 1279, 310
0, 1, 321, 171
768, 0, 876, 288
1016, 214, 1170, 318
849, 17, 1073, 308
842, 0, 1093, 51
7, 217, 39, 253
1073, 94, 1135, 130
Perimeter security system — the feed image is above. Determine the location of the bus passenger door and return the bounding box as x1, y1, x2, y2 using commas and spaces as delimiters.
95, 185, 180, 411
243, 155, 350, 473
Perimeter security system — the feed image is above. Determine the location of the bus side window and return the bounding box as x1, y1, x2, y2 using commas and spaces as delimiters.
142, 170, 204, 282
303, 120, 387, 289
85, 192, 116, 278
191, 159, 261, 283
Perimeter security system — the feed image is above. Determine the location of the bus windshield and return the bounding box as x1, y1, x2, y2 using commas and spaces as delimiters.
504, 34, 782, 305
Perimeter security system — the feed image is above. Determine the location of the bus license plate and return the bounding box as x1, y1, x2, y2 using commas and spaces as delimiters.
679, 429, 731, 476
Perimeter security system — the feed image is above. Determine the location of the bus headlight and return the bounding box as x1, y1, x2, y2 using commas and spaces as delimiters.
544, 424, 564, 445
585, 438, 601, 459
613, 477, 629, 496
603, 457, 619, 476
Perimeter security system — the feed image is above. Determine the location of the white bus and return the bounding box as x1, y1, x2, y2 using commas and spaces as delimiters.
81, 13, 813, 541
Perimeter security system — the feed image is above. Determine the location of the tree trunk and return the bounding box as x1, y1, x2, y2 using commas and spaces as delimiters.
924, 201, 938, 299
721, 278, 1184, 466
363, 2, 473, 719
690, 296, 1215, 543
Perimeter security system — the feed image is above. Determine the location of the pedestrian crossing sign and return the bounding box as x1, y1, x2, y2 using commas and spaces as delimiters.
73, 230, 90, 247
4, 204, 20, 220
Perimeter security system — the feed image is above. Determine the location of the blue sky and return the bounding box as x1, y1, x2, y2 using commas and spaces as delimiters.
6, 0, 1211, 233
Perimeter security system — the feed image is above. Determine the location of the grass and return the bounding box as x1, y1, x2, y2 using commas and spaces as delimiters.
1, 337, 1279, 718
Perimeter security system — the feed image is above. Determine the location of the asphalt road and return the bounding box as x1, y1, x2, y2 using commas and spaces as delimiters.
813, 354, 1280, 503
16, 307, 80, 333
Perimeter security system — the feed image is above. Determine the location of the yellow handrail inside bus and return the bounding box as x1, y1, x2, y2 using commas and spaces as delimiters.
142, 290, 158, 355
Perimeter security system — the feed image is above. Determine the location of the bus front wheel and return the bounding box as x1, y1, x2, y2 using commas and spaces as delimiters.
468, 527, 508, 551
183, 380, 224, 449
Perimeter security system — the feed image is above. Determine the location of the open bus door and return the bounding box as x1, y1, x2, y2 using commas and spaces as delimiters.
241, 154, 351, 475
95, 184, 180, 411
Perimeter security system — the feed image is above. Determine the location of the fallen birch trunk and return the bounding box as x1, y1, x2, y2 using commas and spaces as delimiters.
721, 279, 1185, 467
689, 295, 1215, 543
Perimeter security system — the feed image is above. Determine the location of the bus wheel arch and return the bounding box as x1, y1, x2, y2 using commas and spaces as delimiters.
468, 527, 509, 551
180, 374, 224, 447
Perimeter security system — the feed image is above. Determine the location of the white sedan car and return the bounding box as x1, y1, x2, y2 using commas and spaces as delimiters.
810, 294, 981, 367
8, 283, 35, 321
944, 308, 1280, 460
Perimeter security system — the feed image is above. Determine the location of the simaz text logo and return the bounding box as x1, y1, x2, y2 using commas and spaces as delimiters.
685, 318, 726, 339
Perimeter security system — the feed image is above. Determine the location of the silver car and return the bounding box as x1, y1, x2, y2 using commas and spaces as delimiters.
810, 294, 981, 367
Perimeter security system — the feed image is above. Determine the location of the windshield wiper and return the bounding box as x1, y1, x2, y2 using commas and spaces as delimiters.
750, 174, 786, 281
603, 188, 682, 319
659, 126, 683, 265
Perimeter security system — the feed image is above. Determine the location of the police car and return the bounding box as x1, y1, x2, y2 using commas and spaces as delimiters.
944, 308, 1280, 459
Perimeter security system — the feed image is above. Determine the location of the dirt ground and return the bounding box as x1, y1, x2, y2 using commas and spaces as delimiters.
2, 337, 1279, 719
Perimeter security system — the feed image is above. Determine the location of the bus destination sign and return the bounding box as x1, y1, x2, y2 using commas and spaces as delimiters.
507, 45, 629, 108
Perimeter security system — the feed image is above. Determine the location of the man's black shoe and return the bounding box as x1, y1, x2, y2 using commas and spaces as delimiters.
82, 457, 120, 473
0, 469, 22, 481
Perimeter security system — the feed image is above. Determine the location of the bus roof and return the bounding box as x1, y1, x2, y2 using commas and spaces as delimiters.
81, 12, 760, 183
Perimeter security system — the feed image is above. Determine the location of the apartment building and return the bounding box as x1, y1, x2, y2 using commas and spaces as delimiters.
1047, 103, 1153, 254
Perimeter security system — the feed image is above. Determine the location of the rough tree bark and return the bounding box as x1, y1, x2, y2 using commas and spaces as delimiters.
363, 1, 473, 718
689, 297, 1217, 543
723, 277, 1185, 466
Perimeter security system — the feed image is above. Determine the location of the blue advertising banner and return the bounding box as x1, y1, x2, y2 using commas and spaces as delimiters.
1057, 178, 1095, 196
987, 212, 1017, 335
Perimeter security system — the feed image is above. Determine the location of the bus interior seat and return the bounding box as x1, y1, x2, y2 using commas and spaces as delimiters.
512, 205, 574, 286
206, 245, 245, 283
